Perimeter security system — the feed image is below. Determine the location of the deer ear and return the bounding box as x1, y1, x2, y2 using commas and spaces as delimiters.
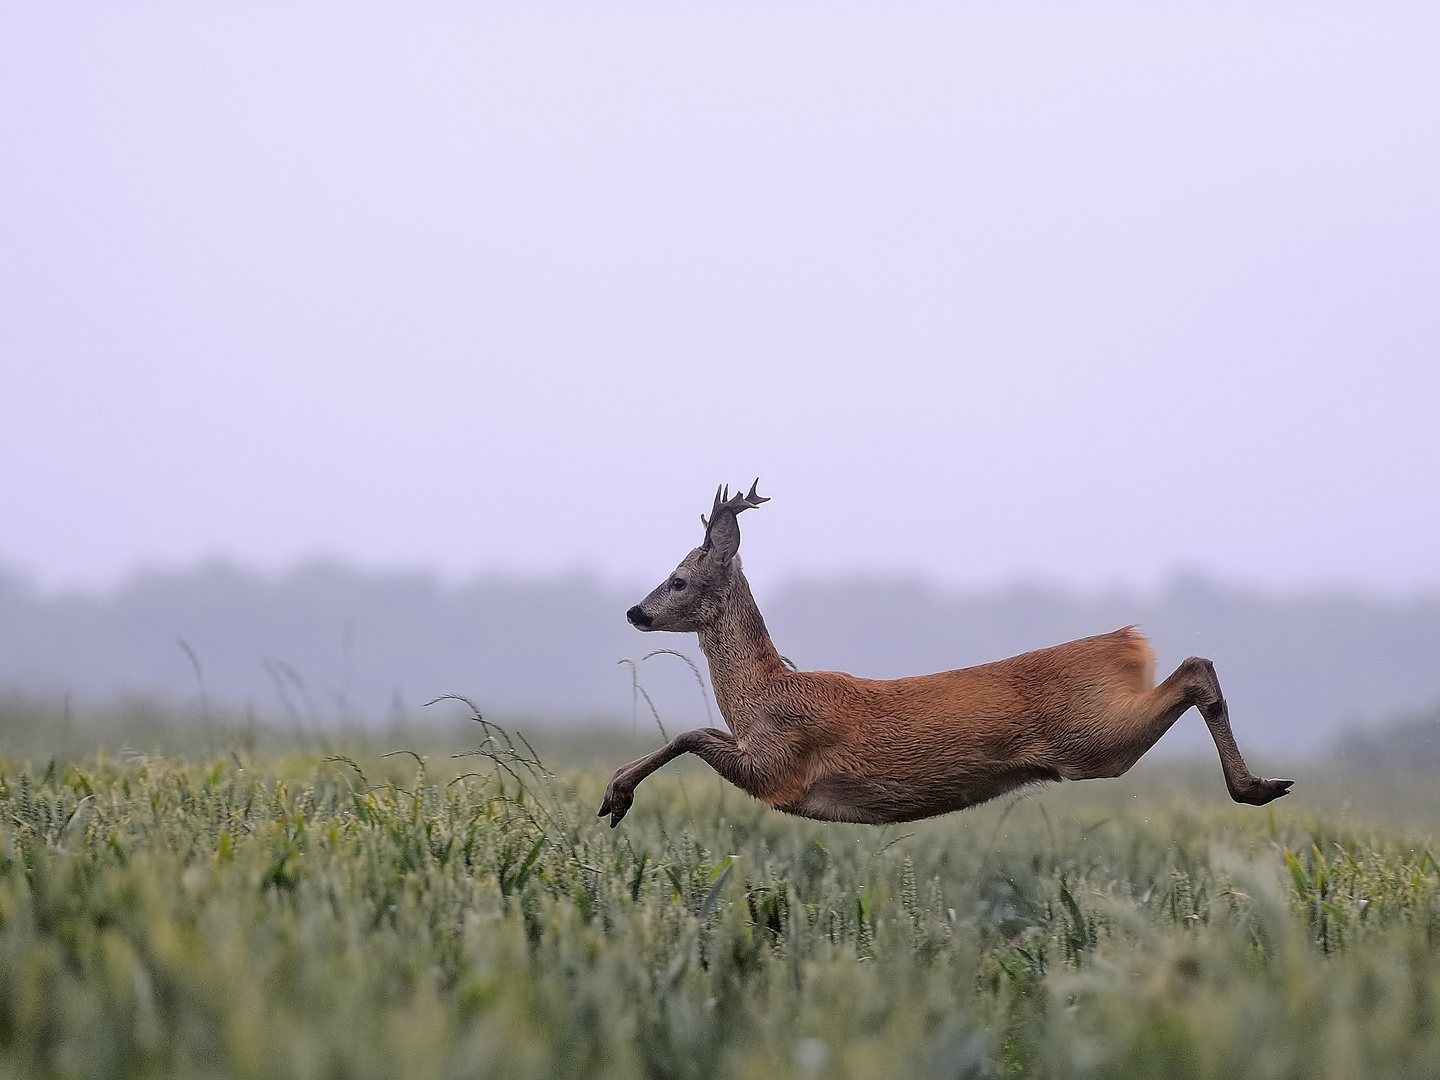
699, 479, 767, 566
705, 511, 742, 565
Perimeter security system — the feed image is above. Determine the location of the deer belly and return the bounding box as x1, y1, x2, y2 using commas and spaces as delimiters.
777, 763, 1061, 825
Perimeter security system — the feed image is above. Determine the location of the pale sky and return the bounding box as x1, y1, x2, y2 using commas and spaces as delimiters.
2, 2, 1438, 596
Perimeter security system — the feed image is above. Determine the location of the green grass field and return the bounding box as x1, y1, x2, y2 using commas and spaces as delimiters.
3, 713, 1439, 1079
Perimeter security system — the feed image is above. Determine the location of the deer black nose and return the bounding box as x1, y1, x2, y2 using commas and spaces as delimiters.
627, 605, 652, 628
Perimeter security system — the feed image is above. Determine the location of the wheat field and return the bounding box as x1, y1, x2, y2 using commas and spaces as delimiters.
2, 712, 1438, 1079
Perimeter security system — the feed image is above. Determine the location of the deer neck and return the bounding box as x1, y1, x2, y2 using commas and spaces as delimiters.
697, 566, 785, 728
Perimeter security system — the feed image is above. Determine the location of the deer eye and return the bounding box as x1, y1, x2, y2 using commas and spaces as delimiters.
669, 577, 687, 592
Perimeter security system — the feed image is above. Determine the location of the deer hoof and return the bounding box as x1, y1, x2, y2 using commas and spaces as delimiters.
598, 778, 635, 827
1232, 776, 1294, 806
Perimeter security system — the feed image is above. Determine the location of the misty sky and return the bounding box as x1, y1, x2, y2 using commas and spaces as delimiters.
2, 2, 1437, 597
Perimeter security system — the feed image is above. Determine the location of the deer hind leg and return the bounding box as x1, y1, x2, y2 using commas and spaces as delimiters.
1086, 657, 1292, 804
598, 727, 758, 828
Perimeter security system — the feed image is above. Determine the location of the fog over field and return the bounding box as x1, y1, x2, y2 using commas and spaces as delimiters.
2, 4, 1437, 768
3, 562, 1437, 755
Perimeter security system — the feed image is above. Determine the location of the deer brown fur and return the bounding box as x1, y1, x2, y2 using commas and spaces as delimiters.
599, 482, 1292, 827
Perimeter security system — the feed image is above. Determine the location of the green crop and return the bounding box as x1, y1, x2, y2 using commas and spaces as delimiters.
2, 722, 1439, 1079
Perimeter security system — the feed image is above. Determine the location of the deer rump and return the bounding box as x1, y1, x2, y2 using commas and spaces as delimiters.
599, 483, 1292, 828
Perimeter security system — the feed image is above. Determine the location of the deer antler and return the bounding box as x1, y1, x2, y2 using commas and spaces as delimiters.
701, 479, 769, 550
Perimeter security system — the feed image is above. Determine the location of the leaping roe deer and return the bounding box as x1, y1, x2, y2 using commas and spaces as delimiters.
599, 482, 1292, 828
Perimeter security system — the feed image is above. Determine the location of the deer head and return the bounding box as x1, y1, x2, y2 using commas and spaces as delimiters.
626, 480, 769, 633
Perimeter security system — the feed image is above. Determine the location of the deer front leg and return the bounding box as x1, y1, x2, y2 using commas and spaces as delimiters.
598, 727, 753, 827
